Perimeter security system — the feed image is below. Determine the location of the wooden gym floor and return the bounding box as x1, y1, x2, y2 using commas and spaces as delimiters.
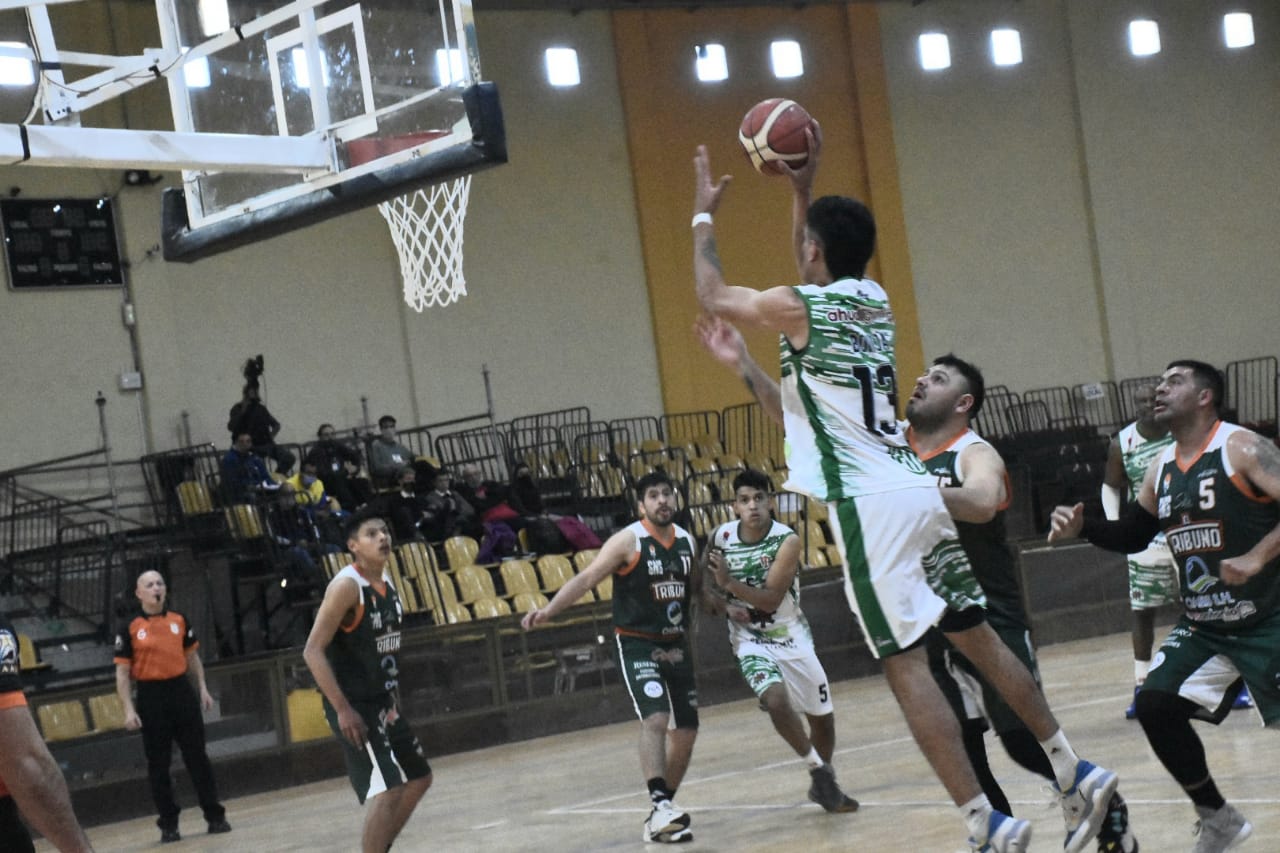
45, 629, 1277, 852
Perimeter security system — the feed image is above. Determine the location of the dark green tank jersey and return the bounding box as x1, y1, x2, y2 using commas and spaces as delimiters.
913, 428, 1026, 624
326, 564, 405, 706
1154, 422, 1280, 631
612, 519, 697, 642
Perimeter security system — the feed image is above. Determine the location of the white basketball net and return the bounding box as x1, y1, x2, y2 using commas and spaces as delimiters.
378, 175, 472, 311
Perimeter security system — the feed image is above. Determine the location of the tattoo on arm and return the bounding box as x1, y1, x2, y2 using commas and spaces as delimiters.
698, 237, 723, 274
1253, 433, 1280, 481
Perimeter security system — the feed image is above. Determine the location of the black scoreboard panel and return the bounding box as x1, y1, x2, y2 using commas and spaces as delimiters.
1, 198, 125, 288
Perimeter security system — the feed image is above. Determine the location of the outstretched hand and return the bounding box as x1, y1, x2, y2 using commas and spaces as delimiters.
693, 145, 732, 217
778, 120, 822, 190
694, 315, 746, 368
1047, 503, 1085, 542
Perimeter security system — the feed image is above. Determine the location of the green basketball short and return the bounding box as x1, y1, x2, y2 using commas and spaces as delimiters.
615, 634, 699, 729
927, 610, 1039, 736
323, 699, 432, 804
1143, 613, 1280, 726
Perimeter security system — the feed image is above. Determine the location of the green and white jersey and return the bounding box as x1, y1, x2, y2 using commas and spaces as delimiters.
1154, 422, 1280, 631
711, 519, 813, 658
1118, 422, 1173, 502
612, 520, 697, 642
1118, 421, 1174, 554
326, 565, 404, 707
779, 278, 931, 502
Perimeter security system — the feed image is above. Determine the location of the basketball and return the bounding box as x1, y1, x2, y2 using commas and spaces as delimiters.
738, 98, 813, 176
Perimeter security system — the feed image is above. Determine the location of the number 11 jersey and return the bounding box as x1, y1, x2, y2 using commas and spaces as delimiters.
780, 278, 931, 502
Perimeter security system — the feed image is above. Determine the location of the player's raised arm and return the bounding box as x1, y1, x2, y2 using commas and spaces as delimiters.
942, 442, 1008, 525
780, 122, 822, 278
691, 146, 808, 340
1048, 458, 1161, 549
694, 315, 782, 425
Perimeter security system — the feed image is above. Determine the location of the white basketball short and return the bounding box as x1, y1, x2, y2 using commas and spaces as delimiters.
828, 486, 973, 659
735, 641, 834, 716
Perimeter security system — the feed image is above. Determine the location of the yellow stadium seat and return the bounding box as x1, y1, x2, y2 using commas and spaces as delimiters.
384, 551, 423, 614
37, 700, 89, 742
224, 503, 266, 540
88, 693, 126, 733
805, 545, 829, 569
321, 552, 351, 580
442, 601, 472, 623
595, 573, 613, 601
471, 596, 512, 619
688, 457, 718, 476
512, 592, 550, 613
286, 689, 332, 743
572, 549, 599, 572
444, 535, 480, 571
500, 560, 541, 597
18, 634, 52, 672
176, 480, 214, 514
455, 564, 498, 604
535, 554, 591, 605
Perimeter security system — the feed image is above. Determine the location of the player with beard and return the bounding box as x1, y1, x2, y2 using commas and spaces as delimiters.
907, 355, 1137, 853
1051, 360, 1280, 852
523, 471, 701, 844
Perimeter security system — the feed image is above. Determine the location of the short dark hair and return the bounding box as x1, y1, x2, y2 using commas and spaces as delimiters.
732, 468, 772, 495
378, 415, 396, 429
344, 508, 387, 542
1167, 359, 1225, 412
317, 423, 335, 437
932, 354, 986, 419
635, 470, 674, 497
806, 195, 876, 281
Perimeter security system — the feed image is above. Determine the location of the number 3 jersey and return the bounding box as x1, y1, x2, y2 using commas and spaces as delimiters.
711, 519, 814, 658
780, 278, 932, 502
326, 564, 405, 707
1154, 421, 1280, 630
612, 519, 697, 642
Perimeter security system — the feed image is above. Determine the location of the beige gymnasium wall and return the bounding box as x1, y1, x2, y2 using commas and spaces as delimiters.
878, 0, 1280, 392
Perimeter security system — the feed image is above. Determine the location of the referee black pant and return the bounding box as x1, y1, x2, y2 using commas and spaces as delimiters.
136, 676, 225, 831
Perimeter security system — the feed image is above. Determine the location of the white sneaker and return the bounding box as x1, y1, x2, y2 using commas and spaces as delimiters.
643, 800, 692, 843
967, 810, 1031, 852
1057, 760, 1119, 853
1192, 803, 1252, 853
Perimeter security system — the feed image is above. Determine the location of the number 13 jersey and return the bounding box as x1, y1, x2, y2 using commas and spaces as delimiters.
780, 278, 931, 502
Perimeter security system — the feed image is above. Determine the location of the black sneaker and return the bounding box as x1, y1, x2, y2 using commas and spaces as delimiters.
208, 818, 232, 834
1096, 791, 1138, 853
160, 828, 181, 844
808, 764, 860, 813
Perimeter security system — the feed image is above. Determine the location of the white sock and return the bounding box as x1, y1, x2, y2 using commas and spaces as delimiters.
1134, 659, 1149, 684
1039, 729, 1081, 790
802, 747, 823, 770
961, 793, 993, 840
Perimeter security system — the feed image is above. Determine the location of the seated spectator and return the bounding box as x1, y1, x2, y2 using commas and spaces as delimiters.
456, 463, 507, 517
385, 467, 429, 543
285, 460, 344, 520
227, 384, 295, 475
305, 424, 372, 511
220, 433, 280, 504
508, 463, 545, 516
420, 469, 481, 541
368, 415, 415, 489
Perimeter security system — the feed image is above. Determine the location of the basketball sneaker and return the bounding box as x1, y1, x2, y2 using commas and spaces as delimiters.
1191, 803, 1251, 853
808, 764, 859, 813
968, 810, 1032, 853
1124, 687, 1140, 720
1056, 760, 1119, 853
1231, 685, 1254, 711
1096, 791, 1138, 853
643, 800, 692, 844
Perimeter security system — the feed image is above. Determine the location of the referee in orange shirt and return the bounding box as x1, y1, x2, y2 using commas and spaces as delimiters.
114, 570, 230, 844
